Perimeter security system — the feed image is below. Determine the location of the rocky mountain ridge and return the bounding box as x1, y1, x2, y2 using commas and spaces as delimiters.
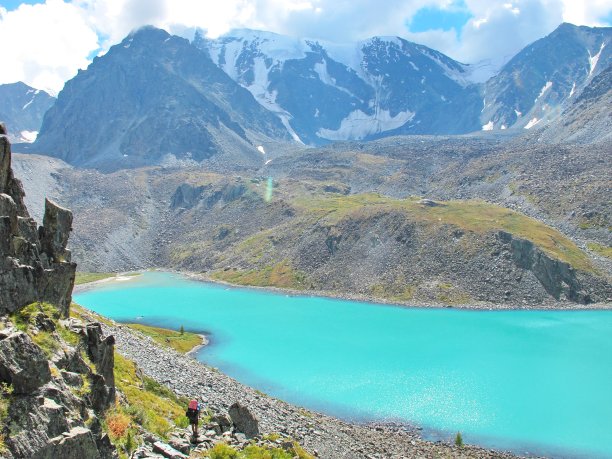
199, 29, 482, 143
0, 82, 54, 144
15, 23, 612, 170
32, 27, 290, 171
199, 22, 610, 143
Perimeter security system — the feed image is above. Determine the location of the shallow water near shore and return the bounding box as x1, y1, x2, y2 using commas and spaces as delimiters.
74, 271, 612, 458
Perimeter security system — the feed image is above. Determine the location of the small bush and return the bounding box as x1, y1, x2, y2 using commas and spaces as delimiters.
208, 443, 239, 459
105, 410, 131, 439
455, 431, 463, 447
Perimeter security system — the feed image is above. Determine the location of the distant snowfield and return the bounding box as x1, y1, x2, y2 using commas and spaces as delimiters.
317, 109, 415, 140
19, 130, 38, 142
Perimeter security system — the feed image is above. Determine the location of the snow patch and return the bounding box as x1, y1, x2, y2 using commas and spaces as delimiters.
409, 61, 419, 71
19, 130, 38, 143
257, 145, 266, 154
314, 60, 335, 86
514, 109, 522, 117
588, 42, 605, 76
241, 56, 304, 144
535, 81, 552, 103
569, 82, 576, 98
317, 109, 414, 141
22, 97, 35, 110
482, 121, 494, 131
524, 118, 540, 129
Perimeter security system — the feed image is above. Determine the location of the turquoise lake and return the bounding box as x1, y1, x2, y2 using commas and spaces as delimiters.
74, 271, 612, 458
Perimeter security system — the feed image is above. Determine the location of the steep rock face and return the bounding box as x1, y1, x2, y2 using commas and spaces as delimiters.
498, 231, 599, 303
0, 82, 54, 144
0, 125, 76, 316
482, 23, 612, 131
33, 27, 290, 170
0, 126, 117, 458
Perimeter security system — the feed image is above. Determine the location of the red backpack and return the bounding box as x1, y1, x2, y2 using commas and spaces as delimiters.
186, 399, 199, 420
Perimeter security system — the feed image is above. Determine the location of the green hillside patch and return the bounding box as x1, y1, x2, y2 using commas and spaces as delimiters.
109, 353, 191, 455
212, 261, 307, 290
295, 194, 594, 272
75, 272, 140, 285
587, 242, 612, 259
125, 323, 203, 354
75, 272, 116, 285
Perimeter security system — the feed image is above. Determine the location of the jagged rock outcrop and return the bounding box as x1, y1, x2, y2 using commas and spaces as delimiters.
0, 125, 117, 458
86, 323, 116, 412
0, 124, 76, 316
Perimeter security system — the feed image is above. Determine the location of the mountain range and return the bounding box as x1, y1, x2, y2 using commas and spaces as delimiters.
0, 22, 606, 169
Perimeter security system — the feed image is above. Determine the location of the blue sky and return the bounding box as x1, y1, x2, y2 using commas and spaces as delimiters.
2, 0, 44, 10
1, 0, 611, 93
409, 1, 473, 36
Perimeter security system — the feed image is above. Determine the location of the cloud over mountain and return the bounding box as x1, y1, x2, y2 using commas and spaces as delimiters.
0, 0, 610, 92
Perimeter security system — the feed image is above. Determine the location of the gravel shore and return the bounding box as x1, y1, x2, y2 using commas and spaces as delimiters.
90, 310, 528, 459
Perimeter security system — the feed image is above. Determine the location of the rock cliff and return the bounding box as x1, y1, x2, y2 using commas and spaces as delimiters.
0, 124, 76, 316
0, 125, 116, 458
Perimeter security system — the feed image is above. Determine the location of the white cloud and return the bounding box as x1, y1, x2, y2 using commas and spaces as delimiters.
0, 0, 610, 93
0, 0, 99, 94
405, 0, 566, 66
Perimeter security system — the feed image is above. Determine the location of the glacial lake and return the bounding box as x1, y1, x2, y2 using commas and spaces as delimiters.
74, 271, 612, 458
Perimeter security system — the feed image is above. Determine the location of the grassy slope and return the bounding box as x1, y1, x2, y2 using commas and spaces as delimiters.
209, 191, 595, 295
75, 272, 116, 285
294, 194, 593, 272
125, 323, 203, 354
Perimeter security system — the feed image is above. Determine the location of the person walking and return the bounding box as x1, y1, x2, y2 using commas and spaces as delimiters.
186, 399, 201, 440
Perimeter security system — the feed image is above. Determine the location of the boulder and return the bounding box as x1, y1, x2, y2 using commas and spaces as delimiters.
153, 440, 188, 459
228, 402, 259, 439
0, 330, 51, 394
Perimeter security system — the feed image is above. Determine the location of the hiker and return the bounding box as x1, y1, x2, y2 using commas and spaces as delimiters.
186, 399, 201, 438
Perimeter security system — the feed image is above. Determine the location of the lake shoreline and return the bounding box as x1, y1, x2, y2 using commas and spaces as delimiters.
182, 270, 612, 312
81, 307, 525, 459
73, 269, 612, 311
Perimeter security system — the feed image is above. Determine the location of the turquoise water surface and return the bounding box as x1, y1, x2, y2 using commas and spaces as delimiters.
74, 272, 612, 458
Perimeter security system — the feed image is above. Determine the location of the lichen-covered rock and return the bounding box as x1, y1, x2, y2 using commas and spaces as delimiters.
229, 402, 260, 438
0, 330, 52, 394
